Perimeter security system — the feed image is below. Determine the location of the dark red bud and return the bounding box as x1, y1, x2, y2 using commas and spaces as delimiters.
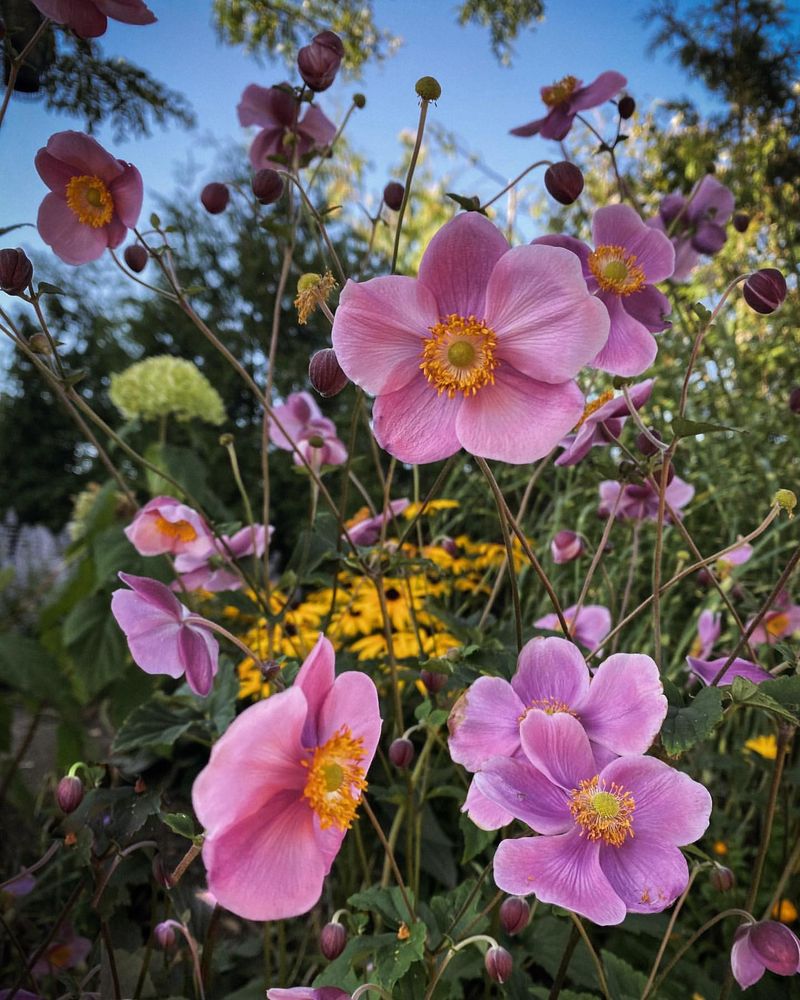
309, 348, 349, 398
691, 220, 726, 255
485, 945, 513, 984
201, 182, 230, 215
696, 568, 712, 587
499, 896, 530, 936
383, 181, 405, 211
618, 95, 636, 119
544, 161, 584, 205
743, 268, 787, 314
0, 248, 33, 295
749, 922, 800, 974
124, 244, 148, 273
389, 738, 414, 770
56, 775, 84, 814
313, 30, 345, 57
252, 168, 284, 205
635, 429, 663, 456
709, 866, 735, 892
298, 35, 343, 92
789, 386, 800, 414
420, 669, 446, 694
320, 921, 347, 960
551, 530, 583, 564
732, 211, 750, 233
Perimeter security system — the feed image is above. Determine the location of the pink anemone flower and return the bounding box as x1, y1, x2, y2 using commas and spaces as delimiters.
550, 530, 583, 564
111, 573, 219, 696
30, 0, 155, 38
192, 635, 381, 920
345, 499, 410, 546
237, 84, 336, 170
747, 591, 800, 645
510, 71, 627, 141
175, 525, 273, 592
716, 541, 753, 578
125, 496, 213, 559
332, 213, 609, 465
556, 379, 654, 466
534, 205, 675, 376
731, 921, 800, 989
484, 711, 712, 925
650, 175, 735, 282
534, 603, 611, 654
267, 990, 350, 1000
598, 475, 694, 522
269, 391, 348, 468
35, 131, 143, 265
688, 609, 721, 660
449, 636, 667, 830
687, 655, 772, 687
31, 924, 92, 977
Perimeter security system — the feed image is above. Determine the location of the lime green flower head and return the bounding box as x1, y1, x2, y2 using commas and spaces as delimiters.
110, 356, 225, 425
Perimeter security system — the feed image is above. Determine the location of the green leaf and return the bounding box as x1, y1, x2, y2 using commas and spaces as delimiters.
729, 676, 800, 724
348, 884, 415, 926
760, 674, 800, 708
602, 950, 648, 1000
314, 922, 427, 990
63, 593, 129, 699
672, 416, 740, 438
445, 192, 487, 214
161, 811, 197, 840
691, 301, 712, 320
460, 812, 497, 863
112, 693, 196, 755
661, 685, 723, 754
0, 633, 70, 708
37, 281, 66, 297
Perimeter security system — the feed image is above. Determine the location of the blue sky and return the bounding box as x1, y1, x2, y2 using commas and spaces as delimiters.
0, 0, 718, 266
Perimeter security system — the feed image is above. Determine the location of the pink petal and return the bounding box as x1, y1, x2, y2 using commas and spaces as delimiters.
192, 686, 308, 833
592, 204, 675, 283
599, 836, 689, 913
238, 84, 291, 128
538, 107, 576, 141
462, 779, 515, 830
332, 276, 438, 395
37, 193, 108, 265
111, 590, 184, 678
731, 927, 766, 989
202, 792, 326, 920
417, 213, 509, 319
511, 636, 590, 712
33, 0, 107, 36
591, 292, 658, 377
475, 755, 572, 834
42, 130, 124, 184
624, 284, 672, 332
531, 233, 592, 276
456, 367, 585, 464
579, 653, 667, 755
600, 755, 712, 845
299, 105, 337, 147
447, 677, 525, 771
509, 115, 548, 137
178, 625, 219, 697
294, 634, 335, 745
666, 475, 695, 512
687, 656, 771, 686
570, 71, 627, 112
118, 571, 184, 616
519, 711, 596, 791
689, 176, 735, 225
317, 671, 382, 763
372, 374, 462, 464
485, 244, 609, 382
749, 922, 800, 975
108, 163, 143, 228
95, 0, 156, 25
249, 128, 286, 169
35, 148, 82, 195
493, 831, 627, 926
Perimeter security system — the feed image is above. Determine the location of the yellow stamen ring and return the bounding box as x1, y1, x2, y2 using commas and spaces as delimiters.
302, 725, 367, 830
576, 389, 615, 428
541, 75, 580, 107
153, 514, 198, 544
420, 313, 498, 398
569, 775, 635, 847
588, 244, 646, 296
65, 174, 114, 228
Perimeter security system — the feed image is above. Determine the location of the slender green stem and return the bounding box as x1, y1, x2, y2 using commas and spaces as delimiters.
361, 796, 416, 923
568, 913, 610, 1000
391, 99, 431, 274
641, 865, 702, 998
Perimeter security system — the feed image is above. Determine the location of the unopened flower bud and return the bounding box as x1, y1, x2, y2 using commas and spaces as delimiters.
789, 386, 800, 414
201, 182, 230, 215
499, 896, 530, 936
152, 854, 175, 889
773, 489, 797, 517
219, 432, 234, 447
618, 94, 636, 119
544, 161, 584, 205
749, 921, 800, 973
252, 168, 284, 205
420, 668, 446, 694
485, 945, 513, 984
389, 738, 414, 770
733, 211, 750, 233
309, 348, 349, 397
260, 659, 281, 682
415, 76, 442, 101
635, 429, 663, 456
298, 31, 344, 92
709, 865, 735, 892
154, 920, 178, 950
124, 244, 148, 273
353, 92, 366, 108
28, 332, 52, 354
320, 921, 347, 960
0, 248, 33, 295
551, 530, 583, 564
743, 268, 787, 314
56, 775, 84, 814
383, 181, 405, 211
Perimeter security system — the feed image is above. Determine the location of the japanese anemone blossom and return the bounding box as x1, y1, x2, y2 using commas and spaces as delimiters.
35, 131, 143, 265
556, 379, 654, 466
269, 391, 348, 468
731, 921, 800, 989
125, 496, 213, 559
331, 213, 610, 465
688, 609, 721, 659
687, 655, 772, 687
534, 603, 611, 654
345, 498, 410, 546
535, 205, 675, 376
111, 573, 219, 696
747, 591, 800, 646
448, 636, 667, 830
174, 524, 273, 592
30, 924, 92, 977
237, 84, 336, 170
510, 71, 627, 141
30, 0, 155, 38
483, 711, 712, 925
192, 635, 381, 920
650, 175, 735, 282
598, 476, 695, 522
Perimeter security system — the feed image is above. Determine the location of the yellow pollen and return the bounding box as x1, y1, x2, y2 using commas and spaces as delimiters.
420, 314, 498, 398
576, 389, 615, 428
153, 514, 198, 543
302, 725, 367, 830
65, 174, 114, 228
541, 74, 579, 107
588, 244, 646, 296
766, 612, 790, 637
569, 775, 635, 847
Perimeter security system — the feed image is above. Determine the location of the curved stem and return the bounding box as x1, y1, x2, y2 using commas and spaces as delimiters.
568, 913, 611, 1000
481, 158, 552, 210
391, 98, 431, 274
641, 865, 702, 998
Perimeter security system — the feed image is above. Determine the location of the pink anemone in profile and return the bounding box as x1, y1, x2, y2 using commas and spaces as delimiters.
510, 71, 627, 141
30, 0, 155, 38
484, 712, 712, 925
731, 921, 800, 990
269, 391, 348, 469
550, 529, 583, 564
344, 498, 410, 546
31, 924, 92, 977
687, 655, 771, 687
35, 131, 143, 265
556, 379, 654, 466
175, 524, 272, 592
716, 541, 753, 578
332, 213, 609, 465
747, 591, 800, 646
688, 609, 721, 660
111, 573, 219, 696
534, 204, 675, 376
598, 475, 694, 522
237, 84, 336, 170
534, 603, 611, 654
192, 635, 381, 920
125, 496, 212, 558
449, 636, 667, 830
650, 175, 735, 282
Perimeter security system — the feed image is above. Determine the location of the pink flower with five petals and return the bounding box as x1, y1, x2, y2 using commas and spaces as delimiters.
237, 84, 336, 170
30, 0, 155, 38
511, 71, 627, 141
